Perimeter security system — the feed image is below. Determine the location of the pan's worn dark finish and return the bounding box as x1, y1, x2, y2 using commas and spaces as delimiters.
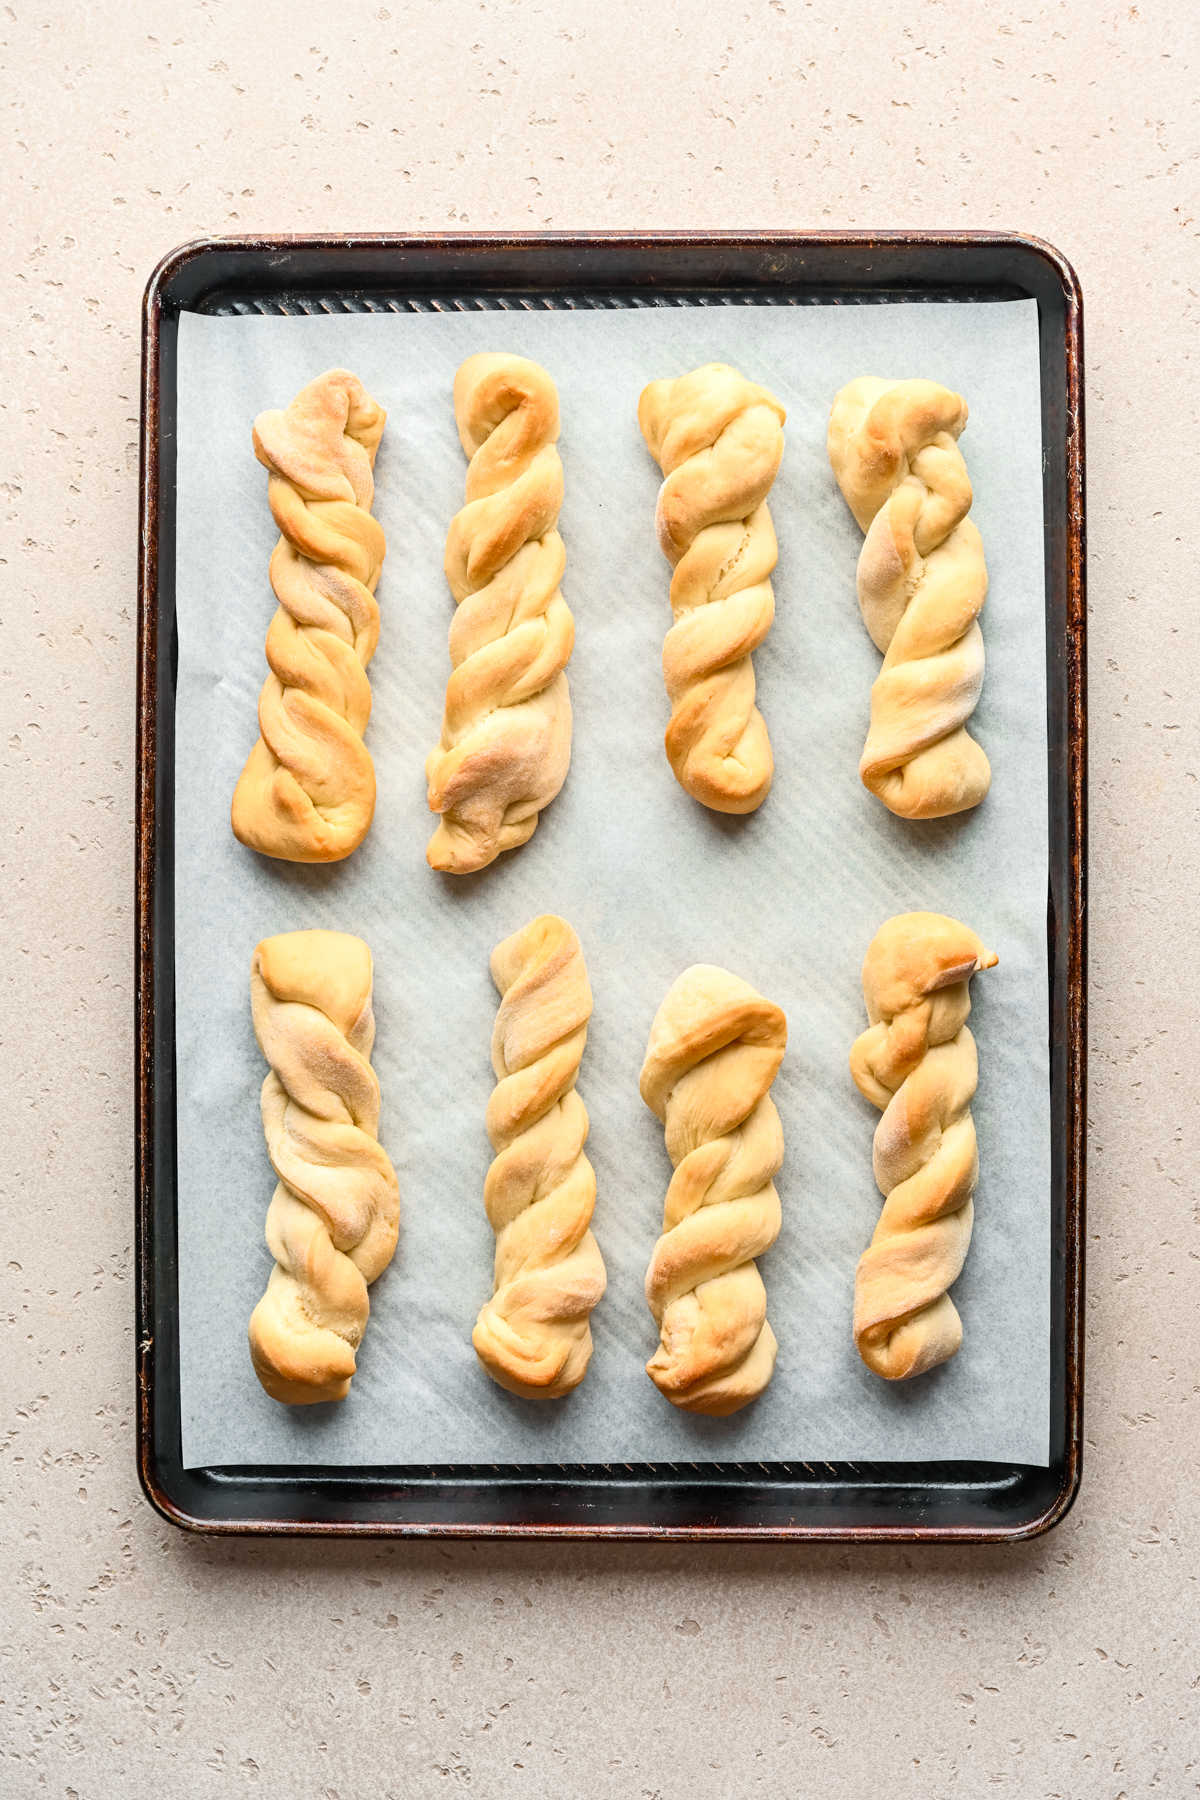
137, 232, 1086, 1540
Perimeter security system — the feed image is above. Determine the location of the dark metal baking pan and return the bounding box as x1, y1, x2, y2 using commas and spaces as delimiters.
137, 231, 1085, 1539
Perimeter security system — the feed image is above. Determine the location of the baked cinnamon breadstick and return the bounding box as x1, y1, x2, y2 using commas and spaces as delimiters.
828, 378, 990, 818
638, 363, 785, 813
426, 354, 574, 873
473, 915, 606, 1397
248, 931, 399, 1404
639, 965, 786, 1415
850, 912, 997, 1379
232, 369, 387, 862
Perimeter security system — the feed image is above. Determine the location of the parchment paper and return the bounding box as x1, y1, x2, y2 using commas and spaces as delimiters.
175, 298, 1050, 1470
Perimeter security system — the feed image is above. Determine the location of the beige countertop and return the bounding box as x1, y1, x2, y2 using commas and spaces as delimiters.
3, 1, 1196, 1794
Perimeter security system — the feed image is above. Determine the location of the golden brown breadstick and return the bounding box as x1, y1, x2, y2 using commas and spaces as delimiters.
850, 911, 997, 1379
639, 964, 786, 1414
639, 363, 785, 813
232, 369, 387, 862
473, 915, 605, 1397
248, 931, 399, 1404
828, 378, 990, 818
426, 354, 574, 872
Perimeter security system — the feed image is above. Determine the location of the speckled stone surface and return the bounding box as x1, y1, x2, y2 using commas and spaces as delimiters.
2, 2, 1197, 1794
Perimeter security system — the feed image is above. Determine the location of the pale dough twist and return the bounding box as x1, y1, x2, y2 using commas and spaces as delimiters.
849, 912, 997, 1380
232, 369, 387, 863
639, 965, 787, 1415
473, 915, 606, 1397
828, 378, 990, 818
638, 363, 785, 813
426, 354, 574, 873
248, 931, 400, 1405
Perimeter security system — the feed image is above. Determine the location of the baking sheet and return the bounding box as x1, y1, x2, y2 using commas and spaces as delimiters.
174, 298, 1050, 1470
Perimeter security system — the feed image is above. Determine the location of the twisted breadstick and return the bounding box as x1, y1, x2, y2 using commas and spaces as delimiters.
248, 931, 400, 1404
638, 364, 785, 813
473, 915, 606, 1397
639, 965, 787, 1415
231, 369, 387, 863
850, 912, 997, 1380
828, 378, 990, 818
426, 354, 574, 873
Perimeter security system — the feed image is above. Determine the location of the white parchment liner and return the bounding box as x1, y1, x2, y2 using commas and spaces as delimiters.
174, 299, 1050, 1469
